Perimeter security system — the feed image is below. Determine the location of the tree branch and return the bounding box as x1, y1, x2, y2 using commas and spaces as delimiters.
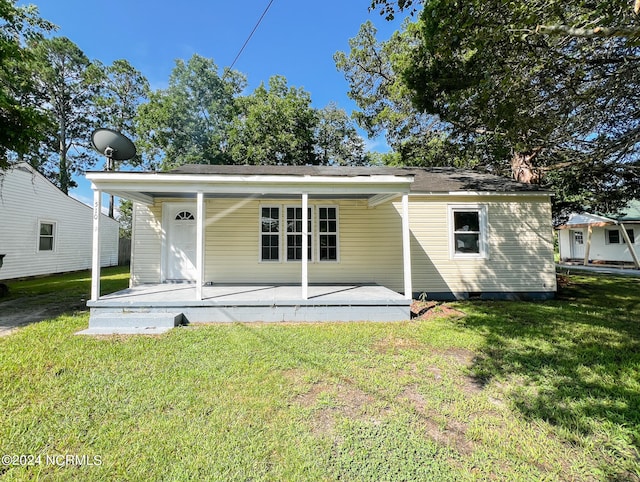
536, 24, 640, 40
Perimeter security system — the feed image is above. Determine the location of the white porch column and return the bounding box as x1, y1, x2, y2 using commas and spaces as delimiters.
91, 190, 102, 301
302, 192, 309, 300
401, 193, 413, 300
196, 191, 205, 301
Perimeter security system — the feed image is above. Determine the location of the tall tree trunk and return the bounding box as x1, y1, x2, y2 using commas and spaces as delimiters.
58, 119, 69, 194
511, 148, 542, 184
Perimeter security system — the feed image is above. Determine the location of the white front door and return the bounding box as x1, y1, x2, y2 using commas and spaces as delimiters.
165, 204, 197, 281
571, 230, 585, 259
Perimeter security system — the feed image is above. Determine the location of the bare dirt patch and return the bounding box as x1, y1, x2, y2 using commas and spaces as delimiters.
411, 301, 466, 321
437, 347, 476, 366
293, 380, 389, 435
399, 384, 475, 455
373, 335, 424, 354
0, 294, 85, 336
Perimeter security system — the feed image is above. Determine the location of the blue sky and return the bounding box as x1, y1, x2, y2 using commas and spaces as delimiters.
26, 0, 407, 208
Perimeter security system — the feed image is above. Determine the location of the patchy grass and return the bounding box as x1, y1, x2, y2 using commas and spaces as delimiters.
0, 272, 638, 480
1, 266, 130, 304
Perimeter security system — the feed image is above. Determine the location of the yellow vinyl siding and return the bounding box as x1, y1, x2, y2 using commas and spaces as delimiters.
203, 199, 403, 287
405, 195, 556, 295
130, 195, 555, 295
131, 201, 163, 284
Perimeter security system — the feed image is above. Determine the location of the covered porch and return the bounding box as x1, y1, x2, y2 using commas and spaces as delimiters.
84, 166, 415, 332
81, 283, 411, 334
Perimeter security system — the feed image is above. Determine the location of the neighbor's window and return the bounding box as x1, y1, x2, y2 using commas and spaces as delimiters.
318, 206, 338, 261
606, 228, 635, 244
449, 206, 487, 258
286, 207, 312, 261
260, 206, 280, 261
38, 222, 55, 251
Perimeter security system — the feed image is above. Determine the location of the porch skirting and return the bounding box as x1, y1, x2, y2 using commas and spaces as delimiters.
83, 283, 411, 333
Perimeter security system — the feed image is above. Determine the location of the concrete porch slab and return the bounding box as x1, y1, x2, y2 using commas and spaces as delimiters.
87, 284, 411, 325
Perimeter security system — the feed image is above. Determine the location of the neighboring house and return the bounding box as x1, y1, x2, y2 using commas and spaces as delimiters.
82, 164, 557, 331
0, 163, 119, 281
557, 200, 640, 268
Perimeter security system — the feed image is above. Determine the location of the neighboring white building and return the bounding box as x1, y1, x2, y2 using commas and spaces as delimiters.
0, 163, 119, 281
557, 200, 640, 268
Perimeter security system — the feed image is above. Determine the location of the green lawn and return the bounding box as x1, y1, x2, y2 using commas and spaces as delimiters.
1, 265, 130, 304
0, 270, 638, 480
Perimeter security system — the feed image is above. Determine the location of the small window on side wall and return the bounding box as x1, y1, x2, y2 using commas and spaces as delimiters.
607, 228, 635, 244
449, 206, 487, 258
39, 222, 55, 251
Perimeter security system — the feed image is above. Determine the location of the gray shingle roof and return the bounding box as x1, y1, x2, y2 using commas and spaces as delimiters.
169, 164, 545, 193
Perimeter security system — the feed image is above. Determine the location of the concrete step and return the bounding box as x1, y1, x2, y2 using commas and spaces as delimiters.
77, 311, 183, 335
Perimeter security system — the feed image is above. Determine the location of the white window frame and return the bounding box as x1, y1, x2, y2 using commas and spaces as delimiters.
448, 204, 488, 259
37, 220, 56, 253
259, 205, 281, 262
606, 228, 634, 245
316, 205, 340, 263
285, 205, 313, 263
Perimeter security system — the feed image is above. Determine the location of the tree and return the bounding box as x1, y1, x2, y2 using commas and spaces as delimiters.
95, 59, 149, 145
335, 20, 474, 168
359, 0, 640, 219
0, 0, 55, 168
95, 59, 149, 216
117, 198, 132, 239
136, 54, 245, 170
29, 36, 103, 194
228, 75, 317, 165
314, 102, 366, 166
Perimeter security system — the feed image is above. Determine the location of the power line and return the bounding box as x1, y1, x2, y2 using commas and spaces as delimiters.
227, 0, 276, 74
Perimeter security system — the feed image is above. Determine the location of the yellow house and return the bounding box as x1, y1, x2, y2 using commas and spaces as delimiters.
82, 165, 556, 334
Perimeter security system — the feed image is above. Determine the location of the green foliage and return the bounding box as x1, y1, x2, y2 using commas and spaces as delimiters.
349, 1, 640, 220
405, 0, 640, 218
136, 63, 367, 169
136, 54, 246, 170
28, 36, 104, 193
228, 75, 316, 165
314, 102, 366, 165
334, 21, 477, 169
117, 199, 132, 239
94, 59, 149, 168
0, 0, 55, 168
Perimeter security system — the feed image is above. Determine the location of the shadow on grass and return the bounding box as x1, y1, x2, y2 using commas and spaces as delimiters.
458, 274, 640, 463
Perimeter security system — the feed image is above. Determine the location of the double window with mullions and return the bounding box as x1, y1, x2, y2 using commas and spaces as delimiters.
260, 205, 338, 262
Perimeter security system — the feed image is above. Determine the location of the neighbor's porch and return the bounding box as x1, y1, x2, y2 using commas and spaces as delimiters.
81, 283, 411, 334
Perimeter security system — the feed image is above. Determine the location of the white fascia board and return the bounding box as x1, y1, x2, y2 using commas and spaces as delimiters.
86, 172, 413, 196
409, 191, 553, 197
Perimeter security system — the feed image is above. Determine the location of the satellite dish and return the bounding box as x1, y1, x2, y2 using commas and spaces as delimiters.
91, 128, 136, 161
